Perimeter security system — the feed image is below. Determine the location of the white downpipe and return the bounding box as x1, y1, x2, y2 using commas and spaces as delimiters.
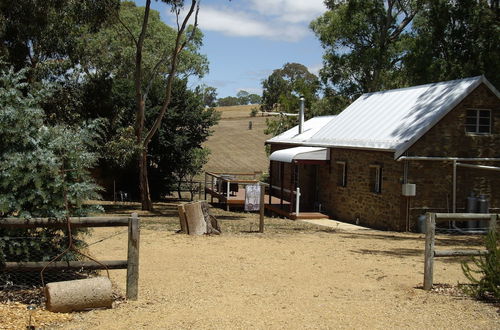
452, 160, 457, 213
295, 187, 301, 216
298, 96, 305, 134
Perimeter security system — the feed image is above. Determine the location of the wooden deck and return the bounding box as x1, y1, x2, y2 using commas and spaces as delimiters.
204, 186, 329, 220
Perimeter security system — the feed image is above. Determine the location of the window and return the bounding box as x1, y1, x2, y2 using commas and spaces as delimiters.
336, 161, 347, 187
465, 109, 491, 134
369, 165, 382, 194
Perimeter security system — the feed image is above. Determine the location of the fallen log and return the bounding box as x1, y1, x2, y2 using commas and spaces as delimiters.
45, 277, 113, 313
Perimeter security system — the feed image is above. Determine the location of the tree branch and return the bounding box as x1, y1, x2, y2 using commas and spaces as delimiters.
143, 0, 199, 147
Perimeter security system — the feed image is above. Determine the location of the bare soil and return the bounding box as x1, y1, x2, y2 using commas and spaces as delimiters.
38, 203, 500, 329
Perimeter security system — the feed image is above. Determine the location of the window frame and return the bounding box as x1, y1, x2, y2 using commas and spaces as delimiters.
336, 161, 347, 187
465, 108, 492, 135
369, 164, 382, 194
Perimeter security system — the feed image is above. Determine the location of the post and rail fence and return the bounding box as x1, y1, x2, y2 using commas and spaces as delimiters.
423, 212, 498, 291
0, 213, 140, 300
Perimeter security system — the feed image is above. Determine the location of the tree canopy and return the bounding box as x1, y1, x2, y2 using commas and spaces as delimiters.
311, 0, 499, 102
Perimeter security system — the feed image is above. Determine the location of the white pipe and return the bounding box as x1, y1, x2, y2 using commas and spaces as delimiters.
298, 96, 305, 134
397, 156, 500, 162
295, 187, 301, 216
452, 160, 456, 213
456, 163, 500, 171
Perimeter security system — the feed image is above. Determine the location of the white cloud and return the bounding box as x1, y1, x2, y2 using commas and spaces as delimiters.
197, 6, 308, 41
169, 1, 327, 42
250, 0, 326, 23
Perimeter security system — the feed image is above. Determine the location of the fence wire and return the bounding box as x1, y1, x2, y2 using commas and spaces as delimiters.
0, 229, 127, 304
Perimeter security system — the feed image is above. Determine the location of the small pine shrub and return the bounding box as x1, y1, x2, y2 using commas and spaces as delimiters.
461, 230, 500, 301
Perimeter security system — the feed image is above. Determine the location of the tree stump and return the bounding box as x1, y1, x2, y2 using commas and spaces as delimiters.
178, 201, 220, 235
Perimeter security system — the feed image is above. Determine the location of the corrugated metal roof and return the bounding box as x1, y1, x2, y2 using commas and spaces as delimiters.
267, 76, 499, 159
269, 147, 329, 163
266, 115, 337, 144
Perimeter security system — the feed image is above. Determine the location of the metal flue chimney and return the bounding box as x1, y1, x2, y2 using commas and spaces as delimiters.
299, 95, 305, 134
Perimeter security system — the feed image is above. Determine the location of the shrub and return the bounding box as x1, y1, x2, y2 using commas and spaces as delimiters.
250, 107, 258, 117
461, 230, 500, 301
0, 67, 102, 265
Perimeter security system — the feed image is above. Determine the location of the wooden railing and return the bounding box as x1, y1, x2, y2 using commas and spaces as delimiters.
0, 214, 140, 300
423, 213, 498, 290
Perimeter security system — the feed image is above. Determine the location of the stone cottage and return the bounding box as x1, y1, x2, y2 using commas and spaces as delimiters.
265, 76, 500, 231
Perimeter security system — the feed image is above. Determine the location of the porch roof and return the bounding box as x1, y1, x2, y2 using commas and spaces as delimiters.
269, 146, 329, 163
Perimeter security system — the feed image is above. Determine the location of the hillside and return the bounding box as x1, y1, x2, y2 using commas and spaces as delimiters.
203, 104, 272, 174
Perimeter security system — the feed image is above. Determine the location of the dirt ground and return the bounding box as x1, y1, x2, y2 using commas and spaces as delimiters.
3, 203, 499, 329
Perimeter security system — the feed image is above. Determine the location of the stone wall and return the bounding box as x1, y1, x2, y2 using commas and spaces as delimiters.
318, 149, 406, 231
267, 83, 500, 231
406, 83, 500, 225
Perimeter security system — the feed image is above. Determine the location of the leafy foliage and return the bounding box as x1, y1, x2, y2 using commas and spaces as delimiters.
0, 68, 102, 263
261, 62, 320, 136
404, 0, 500, 88
461, 230, 500, 301
148, 78, 220, 199
310, 0, 418, 98
0, 0, 119, 79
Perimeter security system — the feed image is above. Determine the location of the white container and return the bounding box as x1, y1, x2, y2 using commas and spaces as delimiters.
402, 183, 416, 196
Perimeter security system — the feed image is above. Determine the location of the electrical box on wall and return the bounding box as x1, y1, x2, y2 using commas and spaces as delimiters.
402, 183, 416, 196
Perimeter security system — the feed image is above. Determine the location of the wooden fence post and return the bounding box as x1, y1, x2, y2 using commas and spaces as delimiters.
126, 213, 140, 300
489, 214, 498, 233
423, 212, 436, 290
259, 183, 265, 233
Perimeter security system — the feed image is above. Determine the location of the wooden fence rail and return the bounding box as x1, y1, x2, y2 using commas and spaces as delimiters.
423, 212, 498, 290
0, 213, 140, 300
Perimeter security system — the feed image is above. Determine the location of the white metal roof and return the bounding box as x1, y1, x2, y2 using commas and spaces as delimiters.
266, 115, 337, 144
267, 76, 499, 159
269, 146, 330, 163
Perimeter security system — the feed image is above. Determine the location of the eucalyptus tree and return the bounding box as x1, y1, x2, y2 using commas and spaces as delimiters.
261, 62, 320, 136
403, 0, 500, 88
100, 0, 205, 210
310, 0, 421, 98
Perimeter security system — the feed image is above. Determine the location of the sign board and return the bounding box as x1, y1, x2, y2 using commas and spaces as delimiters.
244, 184, 261, 211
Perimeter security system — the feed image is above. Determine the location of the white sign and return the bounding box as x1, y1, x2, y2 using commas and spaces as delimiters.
244, 184, 261, 211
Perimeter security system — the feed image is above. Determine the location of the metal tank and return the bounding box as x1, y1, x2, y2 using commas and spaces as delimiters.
466, 193, 478, 229
478, 195, 490, 229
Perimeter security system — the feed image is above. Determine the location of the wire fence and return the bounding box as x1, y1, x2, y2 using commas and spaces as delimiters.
0, 227, 129, 304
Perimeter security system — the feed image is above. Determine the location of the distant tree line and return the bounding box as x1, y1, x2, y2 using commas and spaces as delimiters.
217, 90, 262, 107
262, 0, 499, 136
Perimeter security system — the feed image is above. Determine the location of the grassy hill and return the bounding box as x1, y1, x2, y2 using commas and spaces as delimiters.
203, 104, 271, 175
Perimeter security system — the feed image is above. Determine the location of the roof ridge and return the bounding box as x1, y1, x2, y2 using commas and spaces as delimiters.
360, 75, 482, 97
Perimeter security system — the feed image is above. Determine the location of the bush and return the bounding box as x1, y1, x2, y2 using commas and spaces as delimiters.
250, 107, 258, 117
461, 230, 500, 301
0, 67, 102, 265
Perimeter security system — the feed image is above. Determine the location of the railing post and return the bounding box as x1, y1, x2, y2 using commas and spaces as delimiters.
226, 180, 230, 211
295, 187, 301, 216
126, 213, 140, 300
259, 183, 265, 233
489, 214, 498, 233
423, 212, 436, 290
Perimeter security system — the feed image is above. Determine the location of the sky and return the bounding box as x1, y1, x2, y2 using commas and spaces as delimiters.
135, 0, 328, 98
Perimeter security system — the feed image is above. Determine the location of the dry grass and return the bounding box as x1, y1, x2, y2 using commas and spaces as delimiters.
203, 105, 271, 174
